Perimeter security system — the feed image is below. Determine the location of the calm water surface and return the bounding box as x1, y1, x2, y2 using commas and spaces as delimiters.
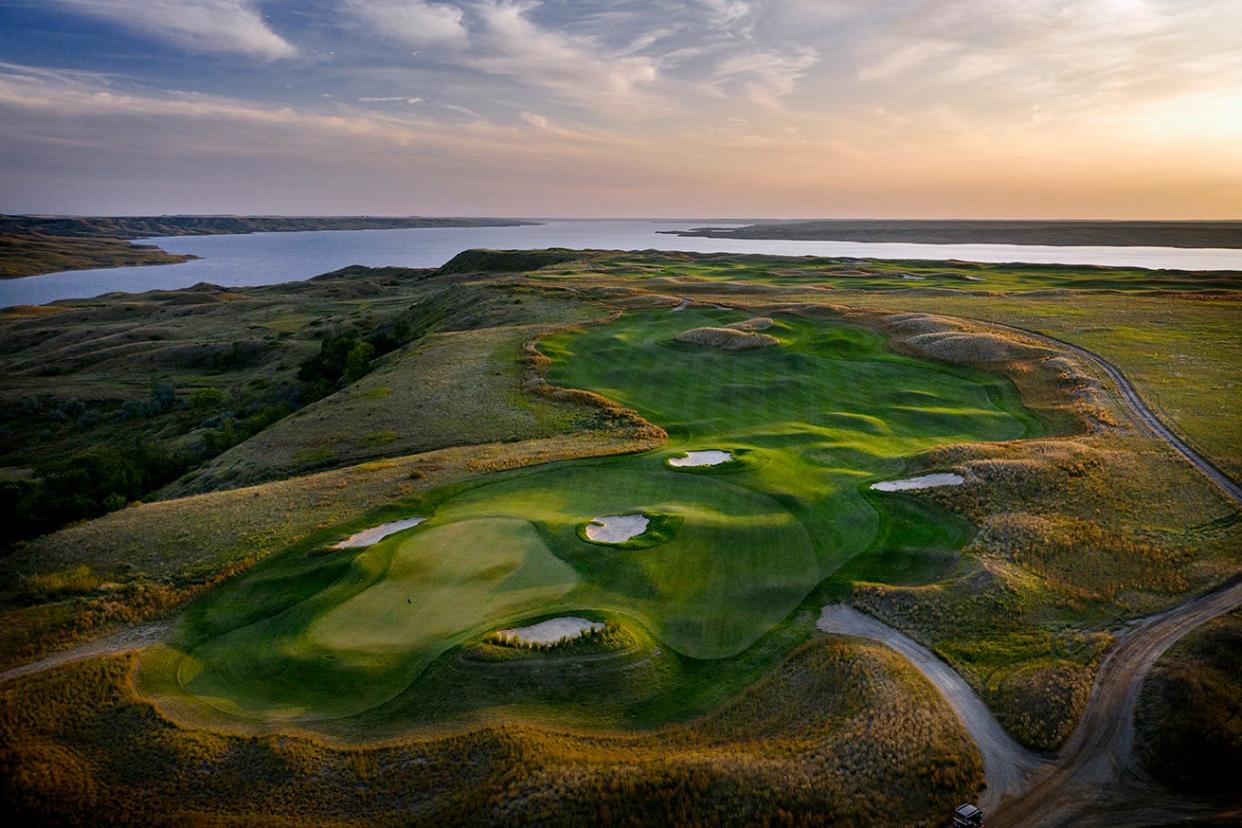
4, 219, 1241, 307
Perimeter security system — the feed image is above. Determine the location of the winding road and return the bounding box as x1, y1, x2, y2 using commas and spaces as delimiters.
816, 605, 1046, 814
978, 318, 1242, 506
820, 318, 1242, 824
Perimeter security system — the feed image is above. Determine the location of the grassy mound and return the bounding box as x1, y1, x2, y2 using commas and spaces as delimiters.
2, 638, 982, 826
437, 248, 584, 274
674, 326, 778, 350
1135, 608, 1242, 795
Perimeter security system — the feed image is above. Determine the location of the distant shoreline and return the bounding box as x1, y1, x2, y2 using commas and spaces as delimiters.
663, 219, 1242, 249
0, 215, 539, 279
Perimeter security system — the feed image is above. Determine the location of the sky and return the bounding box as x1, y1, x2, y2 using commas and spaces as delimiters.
0, 0, 1240, 218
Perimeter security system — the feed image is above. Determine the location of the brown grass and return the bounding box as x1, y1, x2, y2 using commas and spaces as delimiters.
0, 637, 981, 826
674, 326, 778, 350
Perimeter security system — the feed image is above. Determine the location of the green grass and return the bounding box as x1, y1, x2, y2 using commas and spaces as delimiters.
841, 291, 1242, 481
144, 307, 1041, 732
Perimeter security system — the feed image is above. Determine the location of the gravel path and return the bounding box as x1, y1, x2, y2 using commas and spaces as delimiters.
993, 577, 1242, 826
820, 578, 1242, 825
816, 605, 1047, 812
0, 619, 172, 684
978, 319, 1242, 506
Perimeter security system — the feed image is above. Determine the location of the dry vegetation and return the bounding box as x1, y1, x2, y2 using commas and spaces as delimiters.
849, 431, 1239, 749
1133, 609, 1242, 797
0, 233, 194, 279
674, 325, 779, 350
0, 637, 981, 826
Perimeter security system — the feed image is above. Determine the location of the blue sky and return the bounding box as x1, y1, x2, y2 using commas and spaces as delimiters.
1, 0, 1240, 217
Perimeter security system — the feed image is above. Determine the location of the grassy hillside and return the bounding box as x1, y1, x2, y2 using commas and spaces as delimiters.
0, 215, 536, 279
1, 638, 982, 826
0, 233, 194, 279
1, 248, 1238, 821
169, 288, 600, 493
669, 219, 1242, 248
1134, 608, 1242, 796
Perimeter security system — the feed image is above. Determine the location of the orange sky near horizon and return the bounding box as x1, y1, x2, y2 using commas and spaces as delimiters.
1, 0, 1239, 218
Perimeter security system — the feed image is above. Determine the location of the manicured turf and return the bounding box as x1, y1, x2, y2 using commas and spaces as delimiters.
148, 307, 1042, 727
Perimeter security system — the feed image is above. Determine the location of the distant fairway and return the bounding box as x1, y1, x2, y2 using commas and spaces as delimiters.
147, 308, 1042, 728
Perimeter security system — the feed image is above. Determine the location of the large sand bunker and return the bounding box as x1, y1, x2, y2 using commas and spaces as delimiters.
871, 473, 964, 492
494, 616, 605, 646
675, 324, 777, 350
333, 517, 425, 548
585, 514, 649, 543
668, 450, 733, 467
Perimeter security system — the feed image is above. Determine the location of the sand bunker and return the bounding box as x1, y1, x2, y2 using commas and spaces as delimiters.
871, 473, 964, 492
675, 326, 777, 350
495, 617, 605, 646
668, 450, 733, 467
585, 514, 649, 543
333, 517, 425, 548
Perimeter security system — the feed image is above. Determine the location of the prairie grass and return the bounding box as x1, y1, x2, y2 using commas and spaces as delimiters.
1, 637, 981, 826
1134, 608, 1242, 795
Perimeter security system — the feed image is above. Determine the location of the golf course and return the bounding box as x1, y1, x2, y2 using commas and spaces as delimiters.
3, 251, 1238, 824
140, 307, 1042, 729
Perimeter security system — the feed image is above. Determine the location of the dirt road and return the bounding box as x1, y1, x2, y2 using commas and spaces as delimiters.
979, 319, 1242, 506
820, 578, 1242, 825
815, 605, 1046, 813
992, 577, 1242, 826
0, 619, 172, 684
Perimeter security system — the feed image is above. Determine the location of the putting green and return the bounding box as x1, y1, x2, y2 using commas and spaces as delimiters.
149, 308, 1043, 725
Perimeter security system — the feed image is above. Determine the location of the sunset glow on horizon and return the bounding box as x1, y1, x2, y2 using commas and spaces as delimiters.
1, 0, 1240, 218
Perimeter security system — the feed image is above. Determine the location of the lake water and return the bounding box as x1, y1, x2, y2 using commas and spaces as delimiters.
4, 218, 1241, 307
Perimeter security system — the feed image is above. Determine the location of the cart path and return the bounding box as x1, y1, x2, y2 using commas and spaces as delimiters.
819, 576, 1242, 825
0, 619, 172, 684
815, 605, 1047, 813
979, 318, 1242, 506
992, 577, 1242, 826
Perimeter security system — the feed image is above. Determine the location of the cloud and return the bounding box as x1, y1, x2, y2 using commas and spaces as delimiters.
700, 0, 751, 26
49, 0, 295, 59
710, 46, 818, 108
345, 0, 467, 47
359, 96, 424, 104
469, 1, 659, 105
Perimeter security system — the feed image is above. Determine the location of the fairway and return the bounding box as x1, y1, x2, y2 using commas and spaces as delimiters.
147, 307, 1042, 727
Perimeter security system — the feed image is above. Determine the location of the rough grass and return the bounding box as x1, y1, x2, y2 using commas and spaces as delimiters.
1, 637, 982, 826
173, 324, 595, 493
162, 284, 600, 494
674, 325, 778, 350
1134, 608, 1242, 796
0, 232, 194, 279
844, 291, 1242, 482
850, 435, 1240, 750
0, 269, 430, 476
